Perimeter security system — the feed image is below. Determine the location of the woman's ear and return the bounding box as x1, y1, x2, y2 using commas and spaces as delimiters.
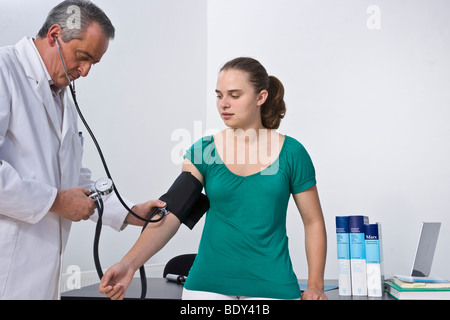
257, 90, 269, 107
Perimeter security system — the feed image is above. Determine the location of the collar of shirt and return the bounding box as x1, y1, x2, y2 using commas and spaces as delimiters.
27, 37, 65, 132
28, 37, 64, 97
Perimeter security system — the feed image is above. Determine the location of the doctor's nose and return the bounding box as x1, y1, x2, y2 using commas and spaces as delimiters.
78, 62, 92, 78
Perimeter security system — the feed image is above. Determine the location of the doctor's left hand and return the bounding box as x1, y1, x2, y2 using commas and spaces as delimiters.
125, 200, 167, 226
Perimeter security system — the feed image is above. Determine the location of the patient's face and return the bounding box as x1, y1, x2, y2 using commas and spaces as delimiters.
215, 69, 263, 130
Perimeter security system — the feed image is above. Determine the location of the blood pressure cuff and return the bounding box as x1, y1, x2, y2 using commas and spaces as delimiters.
159, 171, 209, 229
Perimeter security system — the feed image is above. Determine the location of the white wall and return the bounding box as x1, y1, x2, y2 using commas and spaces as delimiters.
1, 0, 449, 284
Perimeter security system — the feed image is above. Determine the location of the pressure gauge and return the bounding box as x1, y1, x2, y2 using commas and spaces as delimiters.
94, 178, 114, 196
89, 178, 114, 200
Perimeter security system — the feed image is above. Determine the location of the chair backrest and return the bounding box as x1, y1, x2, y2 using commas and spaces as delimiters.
163, 253, 197, 278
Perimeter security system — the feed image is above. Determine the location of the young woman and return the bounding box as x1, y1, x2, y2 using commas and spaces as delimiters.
99, 57, 327, 300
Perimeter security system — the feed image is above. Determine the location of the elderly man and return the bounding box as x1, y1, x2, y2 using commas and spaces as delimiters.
0, 0, 163, 299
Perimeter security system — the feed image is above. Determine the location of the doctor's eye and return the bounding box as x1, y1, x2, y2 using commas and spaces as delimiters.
76, 53, 88, 61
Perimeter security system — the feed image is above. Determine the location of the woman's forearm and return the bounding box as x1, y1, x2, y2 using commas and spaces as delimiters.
304, 219, 327, 289
120, 213, 181, 272
293, 186, 327, 289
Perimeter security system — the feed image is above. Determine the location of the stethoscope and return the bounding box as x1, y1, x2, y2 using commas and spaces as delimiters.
55, 37, 166, 299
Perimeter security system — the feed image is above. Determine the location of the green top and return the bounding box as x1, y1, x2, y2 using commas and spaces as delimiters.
183, 135, 316, 299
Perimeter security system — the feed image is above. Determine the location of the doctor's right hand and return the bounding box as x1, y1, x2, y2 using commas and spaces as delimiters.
50, 188, 96, 222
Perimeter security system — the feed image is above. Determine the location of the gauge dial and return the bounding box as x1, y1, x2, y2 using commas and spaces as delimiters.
94, 178, 114, 195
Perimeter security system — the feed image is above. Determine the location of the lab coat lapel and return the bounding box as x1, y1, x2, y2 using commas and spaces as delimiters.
16, 37, 61, 141
59, 90, 82, 189
35, 79, 62, 141
61, 90, 73, 141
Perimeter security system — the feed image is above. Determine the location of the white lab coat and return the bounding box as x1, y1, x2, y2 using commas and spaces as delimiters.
0, 37, 132, 300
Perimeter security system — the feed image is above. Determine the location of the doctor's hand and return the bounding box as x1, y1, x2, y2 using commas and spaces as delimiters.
50, 188, 96, 222
126, 199, 167, 226
99, 261, 134, 300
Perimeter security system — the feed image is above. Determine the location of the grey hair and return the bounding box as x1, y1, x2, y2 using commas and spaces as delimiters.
37, 0, 115, 42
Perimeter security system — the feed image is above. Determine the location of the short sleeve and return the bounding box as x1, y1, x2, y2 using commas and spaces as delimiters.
183, 135, 217, 178
287, 137, 316, 194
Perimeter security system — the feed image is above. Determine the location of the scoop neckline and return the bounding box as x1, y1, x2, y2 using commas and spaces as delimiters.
210, 134, 289, 178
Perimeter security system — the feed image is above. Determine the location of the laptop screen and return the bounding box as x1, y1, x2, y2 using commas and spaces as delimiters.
411, 222, 441, 277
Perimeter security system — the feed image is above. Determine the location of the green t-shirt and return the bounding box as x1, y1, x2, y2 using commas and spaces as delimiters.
183, 135, 316, 299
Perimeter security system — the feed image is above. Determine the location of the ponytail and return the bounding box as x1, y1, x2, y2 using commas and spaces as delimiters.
261, 76, 286, 130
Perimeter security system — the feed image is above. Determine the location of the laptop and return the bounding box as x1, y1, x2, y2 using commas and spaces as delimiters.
411, 222, 441, 277
395, 222, 442, 282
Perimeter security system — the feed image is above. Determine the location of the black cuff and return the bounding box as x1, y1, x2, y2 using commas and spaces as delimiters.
159, 172, 209, 229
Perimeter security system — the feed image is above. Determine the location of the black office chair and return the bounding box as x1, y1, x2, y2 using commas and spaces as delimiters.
163, 253, 197, 278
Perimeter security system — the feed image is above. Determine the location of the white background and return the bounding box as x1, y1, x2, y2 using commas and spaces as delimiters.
1, 0, 449, 283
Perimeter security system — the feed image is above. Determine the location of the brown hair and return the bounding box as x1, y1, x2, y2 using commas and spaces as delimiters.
220, 57, 286, 129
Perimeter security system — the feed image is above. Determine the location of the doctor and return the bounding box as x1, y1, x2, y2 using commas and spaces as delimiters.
0, 0, 164, 299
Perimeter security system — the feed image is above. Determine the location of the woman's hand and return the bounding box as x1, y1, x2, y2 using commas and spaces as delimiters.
99, 261, 135, 300
301, 287, 328, 300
